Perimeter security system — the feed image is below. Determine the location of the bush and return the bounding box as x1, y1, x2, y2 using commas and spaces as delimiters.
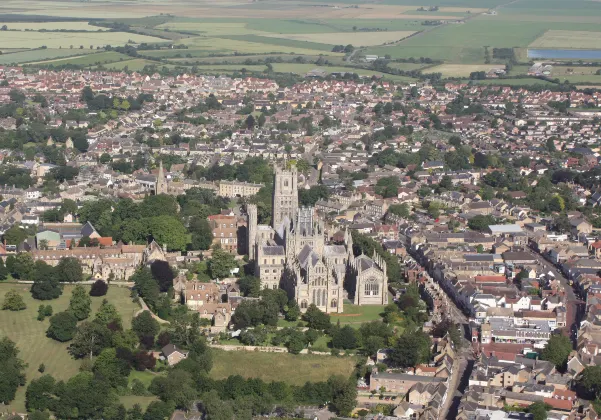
89, 280, 108, 296
46, 311, 78, 342
37, 305, 53, 321
2, 289, 26, 311
131, 378, 148, 396
38, 363, 45, 373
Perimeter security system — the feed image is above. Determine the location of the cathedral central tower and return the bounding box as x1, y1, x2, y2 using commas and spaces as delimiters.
272, 164, 299, 230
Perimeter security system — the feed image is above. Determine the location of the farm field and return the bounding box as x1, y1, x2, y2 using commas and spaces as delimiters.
0, 21, 107, 31
30, 51, 130, 66
429, 64, 501, 77
0, 30, 165, 49
99, 58, 165, 71
0, 283, 140, 413
270, 63, 418, 81
261, 30, 416, 46
182, 36, 339, 56
470, 77, 555, 86
0, 48, 96, 65
220, 34, 335, 52
210, 349, 355, 385
529, 30, 601, 49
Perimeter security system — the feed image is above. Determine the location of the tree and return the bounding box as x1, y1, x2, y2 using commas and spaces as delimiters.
90, 279, 108, 296
25, 375, 55, 412
2, 289, 26, 311
328, 376, 357, 416
549, 195, 565, 212
387, 204, 410, 218
541, 334, 572, 371
527, 401, 551, 420
577, 366, 601, 399
389, 330, 431, 368
132, 311, 160, 341
146, 216, 189, 251
69, 284, 91, 320
95, 299, 122, 328
468, 214, 496, 232
0, 337, 26, 404
285, 299, 301, 321
149, 369, 196, 409
37, 304, 53, 321
143, 400, 175, 420
0, 258, 7, 281
150, 260, 175, 293
286, 330, 306, 354
245, 114, 255, 129
11, 253, 35, 279
208, 248, 237, 279
303, 304, 331, 330
93, 348, 130, 388
46, 311, 78, 342
237, 275, 260, 297
56, 257, 83, 283
68, 321, 113, 360
31, 264, 62, 301
331, 325, 358, 349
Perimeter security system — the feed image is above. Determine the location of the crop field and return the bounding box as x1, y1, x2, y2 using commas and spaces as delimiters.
429, 64, 501, 77
211, 349, 355, 385
31, 51, 131, 66
0, 48, 96, 65
0, 30, 165, 49
471, 77, 555, 86
529, 30, 601, 49
0, 283, 140, 412
220, 34, 335, 52
182, 36, 340, 56
270, 62, 418, 81
262, 30, 416, 47
99, 58, 164, 71
0, 21, 107, 31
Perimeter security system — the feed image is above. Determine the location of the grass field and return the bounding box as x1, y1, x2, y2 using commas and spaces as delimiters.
529, 30, 601, 49
210, 349, 355, 384
270, 62, 418, 82
429, 64, 500, 77
220, 34, 335, 52
329, 303, 386, 327
0, 283, 140, 412
0, 48, 96, 65
0, 22, 107, 31
31, 51, 131, 66
0, 31, 165, 49
99, 58, 165, 71
471, 77, 555, 86
262, 31, 416, 47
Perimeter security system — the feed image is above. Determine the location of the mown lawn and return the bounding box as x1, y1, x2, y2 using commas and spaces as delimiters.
211, 349, 355, 385
0, 283, 140, 413
330, 303, 386, 326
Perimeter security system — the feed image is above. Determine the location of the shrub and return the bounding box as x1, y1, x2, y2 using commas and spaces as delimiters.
89, 280, 108, 296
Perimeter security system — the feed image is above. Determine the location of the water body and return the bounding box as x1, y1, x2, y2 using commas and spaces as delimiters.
528, 49, 601, 59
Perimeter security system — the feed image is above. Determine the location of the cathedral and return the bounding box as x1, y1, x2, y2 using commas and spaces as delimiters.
247, 164, 388, 313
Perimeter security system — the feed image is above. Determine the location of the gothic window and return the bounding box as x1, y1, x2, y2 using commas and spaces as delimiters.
284, 180, 289, 187
322, 289, 327, 307
331, 299, 337, 308
364, 279, 380, 296
312, 289, 317, 305
301, 300, 308, 309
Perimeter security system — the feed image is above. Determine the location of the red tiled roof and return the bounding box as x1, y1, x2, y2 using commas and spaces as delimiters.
544, 397, 573, 411
97, 237, 113, 247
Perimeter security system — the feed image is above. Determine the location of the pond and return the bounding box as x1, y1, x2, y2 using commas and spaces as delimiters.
528, 49, 601, 59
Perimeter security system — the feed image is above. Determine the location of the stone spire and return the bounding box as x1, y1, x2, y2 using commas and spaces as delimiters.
156, 159, 167, 195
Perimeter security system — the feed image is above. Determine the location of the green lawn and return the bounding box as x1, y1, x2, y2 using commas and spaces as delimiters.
330, 303, 386, 326
0, 48, 96, 65
0, 283, 140, 413
211, 349, 355, 385
120, 396, 158, 410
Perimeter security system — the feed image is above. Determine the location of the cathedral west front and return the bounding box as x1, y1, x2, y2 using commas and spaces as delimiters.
247, 164, 388, 313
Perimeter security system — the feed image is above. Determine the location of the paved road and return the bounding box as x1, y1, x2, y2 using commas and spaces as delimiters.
525, 248, 583, 345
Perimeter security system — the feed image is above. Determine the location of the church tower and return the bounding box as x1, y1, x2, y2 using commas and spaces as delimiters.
155, 160, 167, 195
247, 203, 258, 260
272, 164, 298, 230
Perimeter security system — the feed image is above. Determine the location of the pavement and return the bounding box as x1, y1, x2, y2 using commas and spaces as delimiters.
525, 248, 583, 345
